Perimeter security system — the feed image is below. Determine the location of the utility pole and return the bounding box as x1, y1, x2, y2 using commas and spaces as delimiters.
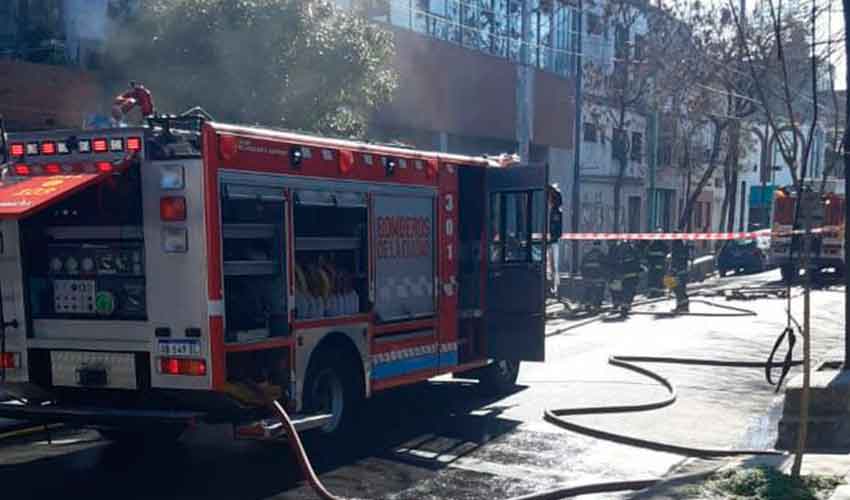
571, 0, 584, 274
841, 0, 850, 370
648, 110, 658, 230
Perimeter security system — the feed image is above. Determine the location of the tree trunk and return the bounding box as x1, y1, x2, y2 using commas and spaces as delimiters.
726, 123, 741, 232
613, 158, 626, 233
678, 124, 724, 229
791, 191, 813, 478
726, 169, 739, 232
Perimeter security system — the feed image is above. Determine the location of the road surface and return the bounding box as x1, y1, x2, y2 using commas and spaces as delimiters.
0, 269, 844, 499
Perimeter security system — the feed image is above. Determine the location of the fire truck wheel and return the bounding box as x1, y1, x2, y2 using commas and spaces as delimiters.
476, 359, 520, 396
303, 346, 363, 438
98, 425, 185, 447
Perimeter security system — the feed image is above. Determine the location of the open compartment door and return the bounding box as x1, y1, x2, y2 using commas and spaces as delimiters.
485, 165, 547, 362
0, 173, 112, 219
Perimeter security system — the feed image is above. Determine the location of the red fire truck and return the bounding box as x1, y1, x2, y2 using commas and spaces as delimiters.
770, 182, 845, 283
0, 107, 560, 442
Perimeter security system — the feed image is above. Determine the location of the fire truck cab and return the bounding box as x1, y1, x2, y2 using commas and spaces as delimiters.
0, 115, 559, 441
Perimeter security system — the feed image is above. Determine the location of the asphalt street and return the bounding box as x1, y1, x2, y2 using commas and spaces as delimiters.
0, 268, 845, 500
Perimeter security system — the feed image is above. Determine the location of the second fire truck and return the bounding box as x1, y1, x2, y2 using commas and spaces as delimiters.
770, 180, 845, 283
0, 94, 561, 442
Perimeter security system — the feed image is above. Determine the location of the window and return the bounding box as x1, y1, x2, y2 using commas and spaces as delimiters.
586, 12, 603, 35
583, 122, 598, 143
659, 140, 673, 166
633, 34, 645, 61
612, 128, 627, 161
630, 132, 643, 162
504, 191, 530, 262
614, 24, 629, 59
490, 190, 546, 263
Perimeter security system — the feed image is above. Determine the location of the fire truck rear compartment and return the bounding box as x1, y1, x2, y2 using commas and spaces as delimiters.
21, 167, 147, 324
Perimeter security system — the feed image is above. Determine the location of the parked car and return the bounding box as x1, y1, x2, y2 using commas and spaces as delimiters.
717, 239, 768, 277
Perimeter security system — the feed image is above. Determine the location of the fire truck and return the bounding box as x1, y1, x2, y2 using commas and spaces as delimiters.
770, 180, 845, 283
0, 99, 560, 442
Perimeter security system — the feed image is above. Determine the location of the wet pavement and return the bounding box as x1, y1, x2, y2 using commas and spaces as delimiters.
0, 268, 846, 500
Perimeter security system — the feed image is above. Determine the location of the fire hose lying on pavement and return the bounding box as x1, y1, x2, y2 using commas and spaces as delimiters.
268, 312, 802, 500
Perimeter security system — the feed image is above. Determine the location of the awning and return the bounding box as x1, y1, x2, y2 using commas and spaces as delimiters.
0, 173, 111, 219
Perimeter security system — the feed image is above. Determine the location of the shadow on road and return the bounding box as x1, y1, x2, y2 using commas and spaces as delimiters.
0, 381, 527, 500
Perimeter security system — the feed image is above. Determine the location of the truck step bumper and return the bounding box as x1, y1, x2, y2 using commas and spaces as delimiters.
234, 413, 334, 440
0, 401, 205, 427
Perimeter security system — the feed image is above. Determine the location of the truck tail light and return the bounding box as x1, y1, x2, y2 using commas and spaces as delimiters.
0, 352, 18, 370
160, 196, 187, 221
26, 143, 39, 155
77, 139, 91, 153
9, 143, 25, 157
162, 227, 188, 253
14, 164, 30, 176
96, 161, 114, 173
160, 357, 206, 376
126, 137, 142, 152
40, 141, 57, 155
45, 163, 61, 174
109, 138, 124, 152
92, 138, 108, 153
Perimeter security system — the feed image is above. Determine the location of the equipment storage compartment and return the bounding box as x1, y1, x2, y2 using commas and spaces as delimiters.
221, 184, 287, 343
293, 190, 368, 320
22, 166, 147, 322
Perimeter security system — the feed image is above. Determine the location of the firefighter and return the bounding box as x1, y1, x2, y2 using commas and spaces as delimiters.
580, 241, 607, 312
645, 229, 668, 298
618, 239, 642, 316
670, 234, 691, 313
607, 239, 624, 310
609, 239, 640, 316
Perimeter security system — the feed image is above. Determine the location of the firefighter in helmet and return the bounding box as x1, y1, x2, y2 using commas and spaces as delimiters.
645, 228, 668, 298
580, 240, 607, 313
609, 239, 641, 316
618, 239, 642, 316
670, 233, 691, 313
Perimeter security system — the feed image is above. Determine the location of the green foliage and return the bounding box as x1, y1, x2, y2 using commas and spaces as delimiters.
103, 0, 397, 137
700, 466, 842, 500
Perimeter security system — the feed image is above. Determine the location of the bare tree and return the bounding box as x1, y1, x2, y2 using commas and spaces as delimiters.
582, 0, 673, 232
729, 0, 844, 478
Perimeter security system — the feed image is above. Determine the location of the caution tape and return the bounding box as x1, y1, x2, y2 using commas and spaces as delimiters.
560, 226, 841, 241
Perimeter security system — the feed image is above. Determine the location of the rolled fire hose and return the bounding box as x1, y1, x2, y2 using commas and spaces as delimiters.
270, 346, 801, 499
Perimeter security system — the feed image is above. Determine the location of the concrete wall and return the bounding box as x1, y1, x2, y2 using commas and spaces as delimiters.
371, 27, 576, 154
0, 60, 103, 130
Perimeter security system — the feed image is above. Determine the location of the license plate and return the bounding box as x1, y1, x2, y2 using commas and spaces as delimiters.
158, 339, 201, 356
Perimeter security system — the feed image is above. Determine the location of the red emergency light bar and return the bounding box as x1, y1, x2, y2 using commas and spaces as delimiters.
11, 162, 128, 176
8, 136, 141, 157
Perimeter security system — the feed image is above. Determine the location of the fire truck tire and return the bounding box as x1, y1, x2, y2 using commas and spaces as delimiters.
476, 359, 520, 395
98, 425, 185, 446
302, 344, 364, 438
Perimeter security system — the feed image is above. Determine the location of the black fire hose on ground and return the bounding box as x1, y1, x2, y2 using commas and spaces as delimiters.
269, 330, 801, 500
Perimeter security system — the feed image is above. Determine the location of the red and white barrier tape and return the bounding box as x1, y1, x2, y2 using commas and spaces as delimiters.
559, 227, 841, 241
